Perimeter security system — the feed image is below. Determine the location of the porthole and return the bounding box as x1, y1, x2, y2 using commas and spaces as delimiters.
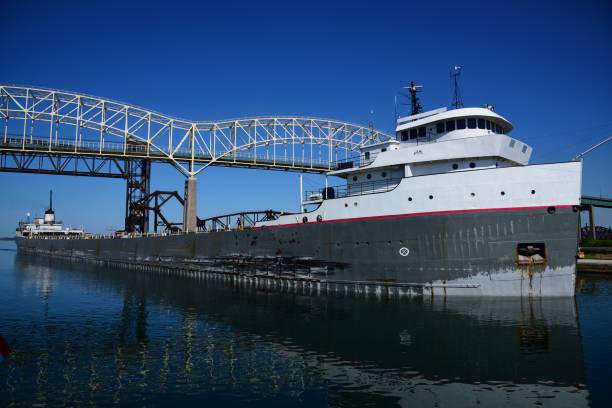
302, 216, 308, 223
469, 162, 476, 168
352, 176, 358, 182
429, 195, 433, 200
408, 197, 412, 201
470, 192, 475, 197
452, 163, 459, 170
531, 190, 536, 194
354, 202, 358, 206
316, 215, 323, 222
344, 203, 348, 207
547, 206, 556, 214
501, 191, 505, 196
366, 174, 372, 180
382, 172, 387, 178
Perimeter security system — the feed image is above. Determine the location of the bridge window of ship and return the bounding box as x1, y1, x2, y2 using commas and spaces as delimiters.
410, 128, 418, 139
457, 119, 466, 129
467, 118, 477, 129
478, 118, 485, 129
364, 151, 370, 160
436, 122, 445, 133
486, 120, 491, 129
418, 127, 426, 138
400, 131, 409, 141
382, 172, 387, 178
446, 120, 456, 131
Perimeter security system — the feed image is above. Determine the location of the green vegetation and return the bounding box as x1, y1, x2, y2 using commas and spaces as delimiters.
580, 239, 612, 247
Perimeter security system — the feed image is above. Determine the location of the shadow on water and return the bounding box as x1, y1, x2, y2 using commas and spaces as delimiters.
0, 251, 594, 407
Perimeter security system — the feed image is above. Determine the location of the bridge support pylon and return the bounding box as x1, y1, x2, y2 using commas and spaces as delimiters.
183, 176, 197, 233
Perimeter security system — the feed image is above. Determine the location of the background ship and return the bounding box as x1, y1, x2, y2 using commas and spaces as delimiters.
16, 191, 83, 238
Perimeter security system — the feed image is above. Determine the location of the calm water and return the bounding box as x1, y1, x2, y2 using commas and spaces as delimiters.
1, 240, 611, 407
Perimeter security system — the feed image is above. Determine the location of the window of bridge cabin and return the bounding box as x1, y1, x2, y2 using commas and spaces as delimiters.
457, 119, 466, 129
436, 122, 445, 133
478, 118, 485, 129
401, 131, 409, 141
410, 128, 418, 139
486, 120, 491, 130
467, 118, 477, 129
418, 127, 426, 138
446, 120, 456, 131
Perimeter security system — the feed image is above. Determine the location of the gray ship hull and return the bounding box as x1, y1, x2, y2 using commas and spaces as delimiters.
15, 206, 580, 297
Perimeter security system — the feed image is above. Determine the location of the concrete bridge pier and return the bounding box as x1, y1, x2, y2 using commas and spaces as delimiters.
183, 176, 197, 232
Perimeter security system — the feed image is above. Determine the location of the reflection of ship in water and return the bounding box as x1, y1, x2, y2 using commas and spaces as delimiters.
8, 255, 589, 406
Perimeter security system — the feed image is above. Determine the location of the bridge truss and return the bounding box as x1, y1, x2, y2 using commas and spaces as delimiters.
0, 84, 394, 232
0, 85, 392, 176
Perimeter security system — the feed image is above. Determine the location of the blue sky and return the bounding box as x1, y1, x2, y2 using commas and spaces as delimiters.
1, 0, 611, 234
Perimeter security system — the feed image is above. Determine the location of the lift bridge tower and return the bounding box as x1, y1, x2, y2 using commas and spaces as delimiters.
125, 159, 151, 233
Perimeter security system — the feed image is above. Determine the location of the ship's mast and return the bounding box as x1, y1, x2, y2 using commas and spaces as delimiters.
404, 81, 423, 115
450, 66, 464, 109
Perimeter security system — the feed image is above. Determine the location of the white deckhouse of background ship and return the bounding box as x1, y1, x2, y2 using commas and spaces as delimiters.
16, 191, 83, 238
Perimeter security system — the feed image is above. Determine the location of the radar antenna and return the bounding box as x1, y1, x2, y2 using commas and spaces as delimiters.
450, 65, 464, 109
403, 81, 423, 115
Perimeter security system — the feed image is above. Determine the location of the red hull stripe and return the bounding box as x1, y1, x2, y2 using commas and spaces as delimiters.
254, 205, 575, 229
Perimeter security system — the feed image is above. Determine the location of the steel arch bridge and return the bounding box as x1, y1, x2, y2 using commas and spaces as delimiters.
0, 85, 393, 176
0, 84, 394, 233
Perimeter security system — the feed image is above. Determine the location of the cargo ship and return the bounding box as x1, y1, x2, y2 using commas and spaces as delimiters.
16, 191, 84, 238
15, 85, 582, 297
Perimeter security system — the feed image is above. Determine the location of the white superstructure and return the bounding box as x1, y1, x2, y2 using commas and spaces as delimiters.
259, 102, 580, 227
16, 191, 84, 238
